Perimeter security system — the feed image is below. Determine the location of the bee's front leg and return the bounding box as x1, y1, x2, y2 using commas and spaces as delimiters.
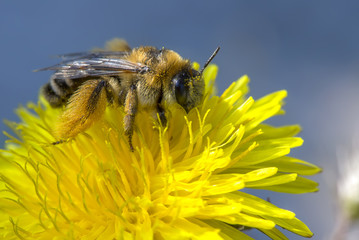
124, 85, 138, 151
155, 92, 167, 126
156, 103, 167, 127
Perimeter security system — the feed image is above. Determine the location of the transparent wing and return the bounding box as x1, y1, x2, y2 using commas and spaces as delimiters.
36, 53, 149, 80
56, 51, 129, 59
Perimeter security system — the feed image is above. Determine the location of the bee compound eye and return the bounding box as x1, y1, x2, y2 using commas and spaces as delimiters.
173, 72, 189, 107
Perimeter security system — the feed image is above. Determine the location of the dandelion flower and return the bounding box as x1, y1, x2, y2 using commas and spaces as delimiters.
0, 50, 320, 239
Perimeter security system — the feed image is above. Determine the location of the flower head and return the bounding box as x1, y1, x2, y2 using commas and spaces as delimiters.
0, 62, 320, 239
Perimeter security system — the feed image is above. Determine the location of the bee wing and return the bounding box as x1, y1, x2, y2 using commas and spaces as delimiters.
56, 51, 129, 59
36, 55, 149, 80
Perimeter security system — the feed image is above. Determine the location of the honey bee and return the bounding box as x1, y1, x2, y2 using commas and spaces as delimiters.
38, 39, 219, 151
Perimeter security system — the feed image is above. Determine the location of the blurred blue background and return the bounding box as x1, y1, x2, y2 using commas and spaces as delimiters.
1, 1, 359, 239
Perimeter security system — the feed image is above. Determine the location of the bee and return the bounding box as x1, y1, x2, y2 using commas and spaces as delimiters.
38, 39, 219, 151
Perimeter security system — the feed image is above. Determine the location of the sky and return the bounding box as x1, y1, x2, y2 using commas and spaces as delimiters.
1, 1, 359, 239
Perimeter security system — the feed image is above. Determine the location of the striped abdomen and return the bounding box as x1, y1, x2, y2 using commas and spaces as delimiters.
41, 77, 86, 107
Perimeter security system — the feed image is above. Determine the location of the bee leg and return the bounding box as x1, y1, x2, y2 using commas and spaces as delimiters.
157, 104, 167, 127
124, 85, 138, 151
55, 80, 108, 140
155, 93, 167, 126
86, 80, 108, 115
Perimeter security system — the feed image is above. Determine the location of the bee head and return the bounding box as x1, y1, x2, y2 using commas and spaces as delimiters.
172, 68, 203, 112
171, 47, 220, 112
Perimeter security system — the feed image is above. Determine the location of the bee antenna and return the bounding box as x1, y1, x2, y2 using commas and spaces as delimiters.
200, 46, 220, 75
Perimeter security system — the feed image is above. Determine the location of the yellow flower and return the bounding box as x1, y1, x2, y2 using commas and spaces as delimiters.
0, 64, 320, 239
